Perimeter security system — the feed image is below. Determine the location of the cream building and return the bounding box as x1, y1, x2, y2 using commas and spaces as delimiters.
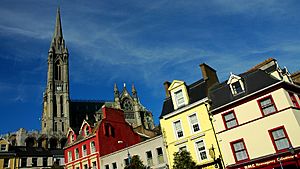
209, 58, 300, 169
100, 135, 168, 169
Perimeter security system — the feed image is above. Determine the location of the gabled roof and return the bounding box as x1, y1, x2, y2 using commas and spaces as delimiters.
209, 69, 280, 112
160, 79, 207, 118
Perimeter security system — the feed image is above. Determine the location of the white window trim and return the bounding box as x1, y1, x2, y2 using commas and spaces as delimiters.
90, 141, 96, 154
227, 74, 245, 96
68, 151, 72, 162
82, 144, 87, 157
173, 119, 184, 139
194, 139, 209, 162
174, 89, 185, 108
187, 113, 201, 134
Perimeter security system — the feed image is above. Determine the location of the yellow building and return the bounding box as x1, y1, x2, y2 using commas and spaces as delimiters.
209, 59, 300, 169
0, 138, 18, 169
160, 64, 223, 169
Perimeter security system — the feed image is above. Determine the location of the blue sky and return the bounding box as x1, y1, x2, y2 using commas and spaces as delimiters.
1, 0, 300, 134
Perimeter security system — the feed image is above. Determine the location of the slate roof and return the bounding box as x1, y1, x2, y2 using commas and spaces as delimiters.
160, 79, 208, 118
209, 69, 280, 112
0, 146, 63, 157
69, 100, 106, 128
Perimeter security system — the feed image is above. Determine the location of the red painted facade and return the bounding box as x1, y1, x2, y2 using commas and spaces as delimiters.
64, 107, 141, 169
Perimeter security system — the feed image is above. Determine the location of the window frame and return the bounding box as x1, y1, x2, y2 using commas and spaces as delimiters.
75, 148, 79, 159
188, 113, 201, 133
156, 147, 164, 164
257, 95, 277, 116
289, 92, 300, 108
231, 81, 244, 95
173, 120, 184, 139
0, 144, 6, 151
268, 126, 291, 152
194, 139, 208, 162
82, 144, 87, 157
68, 151, 72, 162
174, 89, 185, 108
146, 150, 153, 166
230, 138, 250, 163
90, 141, 96, 153
222, 110, 239, 130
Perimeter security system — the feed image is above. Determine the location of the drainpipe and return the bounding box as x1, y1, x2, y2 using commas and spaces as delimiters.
205, 102, 225, 168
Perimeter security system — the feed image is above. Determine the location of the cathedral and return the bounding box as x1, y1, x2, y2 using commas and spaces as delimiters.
1, 8, 155, 149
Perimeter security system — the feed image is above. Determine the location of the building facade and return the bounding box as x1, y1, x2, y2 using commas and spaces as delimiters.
101, 135, 168, 169
209, 59, 300, 169
64, 107, 141, 169
160, 64, 223, 169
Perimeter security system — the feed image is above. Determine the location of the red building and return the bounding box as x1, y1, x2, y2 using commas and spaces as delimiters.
64, 106, 141, 169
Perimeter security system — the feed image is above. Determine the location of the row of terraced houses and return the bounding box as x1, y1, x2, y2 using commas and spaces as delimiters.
1, 7, 300, 169
62, 58, 300, 169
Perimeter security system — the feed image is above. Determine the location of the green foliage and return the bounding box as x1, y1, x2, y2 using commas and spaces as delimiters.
173, 150, 197, 169
124, 155, 148, 169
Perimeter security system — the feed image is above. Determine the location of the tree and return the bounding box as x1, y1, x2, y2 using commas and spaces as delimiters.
124, 155, 148, 169
173, 150, 197, 169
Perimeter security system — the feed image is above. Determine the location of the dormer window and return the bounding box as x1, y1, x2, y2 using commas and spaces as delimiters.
0, 144, 7, 151
232, 81, 243, 95
168, 80, 189, 110
175, 90, 185, 107
84, 126, 89, 136
227, 73, 245, 96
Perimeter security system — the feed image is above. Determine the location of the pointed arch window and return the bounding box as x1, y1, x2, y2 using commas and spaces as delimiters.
55, 61, 62, 80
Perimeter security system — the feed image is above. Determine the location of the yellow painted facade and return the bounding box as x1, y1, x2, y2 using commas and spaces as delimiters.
160, 80, 222, 169
212, 87, 300, 167
0, 139, 19, 169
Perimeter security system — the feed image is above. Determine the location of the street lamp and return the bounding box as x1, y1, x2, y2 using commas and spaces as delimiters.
118, 140, 131, 165
288, 145, 299, 168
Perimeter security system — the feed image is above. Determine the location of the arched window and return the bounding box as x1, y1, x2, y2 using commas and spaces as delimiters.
90, 141, 96, 153
60, 95, 64, 117
55, 62, 61, 80
84, 126, 89, 136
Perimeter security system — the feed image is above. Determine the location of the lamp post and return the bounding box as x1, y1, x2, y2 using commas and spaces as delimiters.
289, 145, 299, 168
118, 140, 131, 165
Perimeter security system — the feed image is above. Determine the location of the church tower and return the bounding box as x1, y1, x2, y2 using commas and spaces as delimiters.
42, 8, 70, 138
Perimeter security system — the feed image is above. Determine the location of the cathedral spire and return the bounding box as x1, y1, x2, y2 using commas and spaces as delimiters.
53, 7, 63, 40
50, 7, 65, 51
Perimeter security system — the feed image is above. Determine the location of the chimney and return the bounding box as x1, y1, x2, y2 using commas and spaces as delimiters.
200, 63, 219, 89
163, 81, 171, 98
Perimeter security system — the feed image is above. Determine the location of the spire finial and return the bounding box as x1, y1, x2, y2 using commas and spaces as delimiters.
53, 7, 63, 39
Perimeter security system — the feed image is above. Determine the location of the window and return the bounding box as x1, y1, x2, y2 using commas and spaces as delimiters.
105, 124, 110, 136
174, 90, 185, 107
3, 158, 9, 168
21, 158, 27, 167
75, 148, 79, 159
91, 141, 96, 153
231, 81, 244, 95
289, 92, 300, 108
68, 151, 72, 162
84, 164, 88, 169
0, 144, 6, 151
269, 126, 291, 152
230, 139, 249, 162
146, 151, 153, 166
222, 111, 238, 129
156, 147, 164, 164
32, 158, 37, 167
85, 126, 89, 136
105, 164, 109, 169
179, 146, 187, 152
195, 140, 207, 161
54, 122, 57, 132
62, 122, 64, 132
173, 120, 184, 138
189, 114, 200, 133
112, 162, 117, 169
43, 157, 48, 166
82, 144, 87, 156
258, 96, 277, 116
124, 158, 130, 166
92, 161, 97, 169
